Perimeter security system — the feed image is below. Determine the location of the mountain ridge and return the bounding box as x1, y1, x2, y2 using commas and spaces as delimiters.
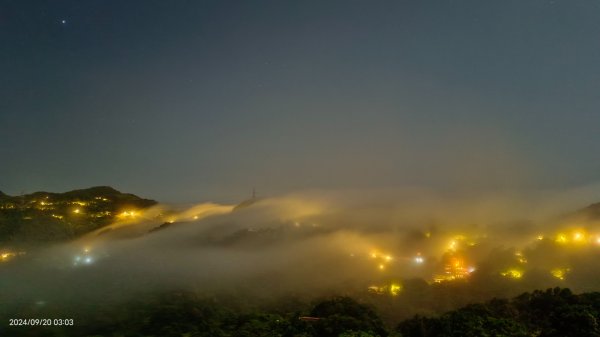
0, 186, 157, 245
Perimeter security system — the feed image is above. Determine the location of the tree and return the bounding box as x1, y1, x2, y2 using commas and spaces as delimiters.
310, 297, 388, 337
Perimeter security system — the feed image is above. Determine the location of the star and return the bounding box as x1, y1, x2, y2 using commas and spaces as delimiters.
61, 19, 67, 25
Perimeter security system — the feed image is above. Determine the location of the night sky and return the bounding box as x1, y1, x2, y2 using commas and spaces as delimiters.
2, 0, 600, 202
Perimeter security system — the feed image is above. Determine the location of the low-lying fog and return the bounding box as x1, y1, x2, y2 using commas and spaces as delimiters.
3, 187, 600, 320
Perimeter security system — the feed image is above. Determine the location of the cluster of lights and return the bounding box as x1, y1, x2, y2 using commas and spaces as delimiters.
515, 251, 527, 264
3, 195, 139, 223
550, 268, 569, 280
433, 255, 475, 283
501, 269, 523, 279
370, 251, 394, 271
37, 200, 55, 210
363, 226, 598, 290
0, 250, 26, 263
446, 235, 478, 252
448, 240, 458, 252
368, 282, 403, 296
431, 235, 480, 283
548, 229, 600, 246
1, 252, 16, 262
414, 253, 424, 265
30, 196, 119, 219
73, 247, 94, 267
118, 210, 138, 219
74, 255, 93, 265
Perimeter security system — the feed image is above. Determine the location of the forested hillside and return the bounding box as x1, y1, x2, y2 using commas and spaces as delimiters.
0, 186, 156, 244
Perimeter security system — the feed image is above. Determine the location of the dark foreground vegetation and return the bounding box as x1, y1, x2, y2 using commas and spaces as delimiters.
2, 287, 599, 337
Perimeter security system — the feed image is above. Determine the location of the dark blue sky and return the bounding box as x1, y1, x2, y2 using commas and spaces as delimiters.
2, 0, 600, 202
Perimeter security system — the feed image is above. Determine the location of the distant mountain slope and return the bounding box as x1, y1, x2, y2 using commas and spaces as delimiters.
0, 186, 156, 245
232, 197, 261, 211
575, 202, 600, 220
